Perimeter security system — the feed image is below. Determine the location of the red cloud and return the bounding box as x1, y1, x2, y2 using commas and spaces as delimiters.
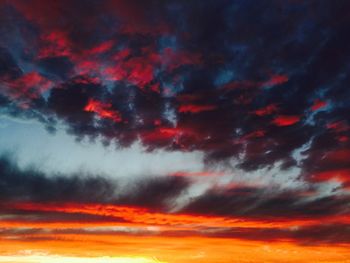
233, 130, 266, 145
149, 83, 161, 93
127, 63, 154, 87
262, 74, 289, 87
10, 0, 71, 30
38, 31, 72, 58
325, 149, 350, 163
141, 127, 182, 143
311, 169, 350, 184
178, 104, 217, 114
222, 74, 288, 91
141, 127, 186, 143
222, 80, 256, 90
161, 47, 202, 72
253, 104, 279, 116
84, 99, 122, 123
104, 55, 158, 88
113, 48, 132, 61
327, 121, 349, 133
140, 126, 200, 149
87, 40, 114, 55
72, 75, 101, 85
337, 136, 349, 143
75, 60, 103, 75
243, 130, 266, 140
272, 115, 300, 126
311, 99, 328, 111
0, 72, 51, 106
102, 47, 202, 89
176, 94, 203, 102
103, 65, 128, 82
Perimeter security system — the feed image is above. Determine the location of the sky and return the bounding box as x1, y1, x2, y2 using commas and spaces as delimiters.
0, 0, 350, 262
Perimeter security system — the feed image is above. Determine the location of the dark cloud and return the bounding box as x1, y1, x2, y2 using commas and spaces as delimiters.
37, 56, 74, 79
0, 1, 348, 171
0, 155, 116, 203
118, 176, 189, 211
0, 155, 189, 210
199, 224, 350, 245
181, 185, 350, 219
0, 47, 22, 79
2, 219, 350, 245
0, 210, 125, 224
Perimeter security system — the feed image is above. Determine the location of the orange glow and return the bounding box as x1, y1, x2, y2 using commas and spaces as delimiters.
0, 255, 164, 263
0, 233, 349, 263
3, 202, 350, 230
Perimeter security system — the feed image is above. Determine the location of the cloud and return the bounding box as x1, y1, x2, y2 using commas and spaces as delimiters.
0, 1, 350, 251
84, 99, 122, 123
0, 155, 189, 210
272, 115, 301, 127
311, 99, 328, 112
181, 185, 350, 219
1, 154, 350, 247
1, 0, 348, 175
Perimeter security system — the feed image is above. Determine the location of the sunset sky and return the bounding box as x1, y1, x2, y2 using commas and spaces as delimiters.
0, 0, 350, 262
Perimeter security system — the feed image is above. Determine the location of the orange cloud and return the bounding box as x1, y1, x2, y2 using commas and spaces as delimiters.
84, 99, 122, 123
4, 202, 350, 230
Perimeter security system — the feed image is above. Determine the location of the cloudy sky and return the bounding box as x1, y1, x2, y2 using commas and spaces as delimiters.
0, 0, 350, 262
